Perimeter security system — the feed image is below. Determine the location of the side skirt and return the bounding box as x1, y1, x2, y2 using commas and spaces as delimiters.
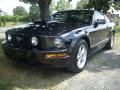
88, 38, 109, 56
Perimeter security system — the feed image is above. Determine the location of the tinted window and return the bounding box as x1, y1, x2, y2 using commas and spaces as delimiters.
67, 11, 93, 25
49, 10, 93, 25
49, 11, 67, 22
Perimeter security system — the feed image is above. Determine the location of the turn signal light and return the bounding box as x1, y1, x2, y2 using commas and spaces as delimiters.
46, 53, 67, 58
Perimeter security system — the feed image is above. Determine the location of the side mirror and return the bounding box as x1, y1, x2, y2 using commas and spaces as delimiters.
94, 19, 106, 28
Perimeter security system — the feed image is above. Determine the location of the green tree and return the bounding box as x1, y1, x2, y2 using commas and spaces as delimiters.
83, 0, 120, 13
87, 0, 111, 13
0, 17, 1, 26
112, 0, 120, 10
1, 16, 7, 26
29, 4, 40, 22
56, 0, 70, 11
20, 0, 52, 21
49, 0, 56, 15
13, 15, 21, 24
20, 0, 72, 21
13, 6, 28, 17
76, 0, 89, 9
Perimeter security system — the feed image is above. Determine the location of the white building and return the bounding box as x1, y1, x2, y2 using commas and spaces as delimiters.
0, 9, 8, 16
107, 6, 120, 17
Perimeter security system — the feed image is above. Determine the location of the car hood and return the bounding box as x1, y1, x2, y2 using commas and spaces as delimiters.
7, 21, 84, 36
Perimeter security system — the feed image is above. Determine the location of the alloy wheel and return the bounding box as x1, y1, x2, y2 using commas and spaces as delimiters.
77, 44, 87, 69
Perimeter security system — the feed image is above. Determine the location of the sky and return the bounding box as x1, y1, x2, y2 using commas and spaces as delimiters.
0, 0, 79, 15
0, 0, 30, 15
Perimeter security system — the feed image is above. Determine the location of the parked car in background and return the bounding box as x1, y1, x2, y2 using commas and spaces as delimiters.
2, 10, 115, 73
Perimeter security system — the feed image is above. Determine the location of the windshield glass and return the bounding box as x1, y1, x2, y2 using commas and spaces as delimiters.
49, 11, 67, 22
49, 10, 93, 25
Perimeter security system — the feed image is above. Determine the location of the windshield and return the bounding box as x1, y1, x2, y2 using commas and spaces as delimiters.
49, 11, 67, 22
49, 10, 93, 25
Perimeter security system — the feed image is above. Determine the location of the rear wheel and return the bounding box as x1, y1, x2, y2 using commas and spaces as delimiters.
68, 40, 88, 73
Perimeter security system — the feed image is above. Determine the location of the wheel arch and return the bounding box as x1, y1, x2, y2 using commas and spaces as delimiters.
81, 36, 90, 50
69, 35, 90, 53
109, 29, 115, 37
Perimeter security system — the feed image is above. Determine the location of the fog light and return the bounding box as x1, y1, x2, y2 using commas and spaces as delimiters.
46, 53, 67, 58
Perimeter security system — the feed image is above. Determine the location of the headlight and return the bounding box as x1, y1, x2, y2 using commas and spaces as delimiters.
54, 38, 65, 48
8, 34, 12, 41
31, 37, 39, 46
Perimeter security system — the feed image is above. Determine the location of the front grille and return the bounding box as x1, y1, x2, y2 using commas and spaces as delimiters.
9, 34, 32, 49
7, 34, 56, 50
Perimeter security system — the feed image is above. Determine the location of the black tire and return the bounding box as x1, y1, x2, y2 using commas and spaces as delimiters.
68, 40, 88, 73
105, 33, 114, 50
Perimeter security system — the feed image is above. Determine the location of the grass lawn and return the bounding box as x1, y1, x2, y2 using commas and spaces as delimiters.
0, 22, 22, 28
115, 26, 120, 39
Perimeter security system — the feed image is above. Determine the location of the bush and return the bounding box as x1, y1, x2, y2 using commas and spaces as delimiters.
0, 15, 30, 25
0, 17, 1, 26
19, 16, 30, 22
115, 26, 120, 33
0, 16, 7, 26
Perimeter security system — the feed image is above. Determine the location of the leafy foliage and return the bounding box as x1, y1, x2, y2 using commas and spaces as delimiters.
86, 0, 112, 13
29, 4, 40, 21
0, 17, 1, 26
76, 0, 120, 13
49, 0, 56, 15
20, 0, 72, 20
0, 15, 29, 26
76, 0, 89, 9
56, 0, 70, 11
13, 6, 28, 17
19, 0, 52, 5
20, 0, 52, 20
0, 16, 6, 26
112, 0, 120, 10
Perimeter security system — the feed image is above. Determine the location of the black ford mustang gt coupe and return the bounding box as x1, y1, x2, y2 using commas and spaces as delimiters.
2, 10, 115, 73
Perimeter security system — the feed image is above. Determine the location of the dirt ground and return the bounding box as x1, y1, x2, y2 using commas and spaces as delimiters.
53, 38, 120, 90
0, 27, 120, 90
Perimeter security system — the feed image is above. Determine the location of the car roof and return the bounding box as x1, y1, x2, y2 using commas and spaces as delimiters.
56, 9, 95, 14
60, 9, 94, 12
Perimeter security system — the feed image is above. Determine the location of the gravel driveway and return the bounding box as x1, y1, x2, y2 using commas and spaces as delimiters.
0, 27, 120, 90
52, 38, 120, 90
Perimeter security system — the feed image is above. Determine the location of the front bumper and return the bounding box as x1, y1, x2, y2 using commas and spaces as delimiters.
2, 41, 70, 67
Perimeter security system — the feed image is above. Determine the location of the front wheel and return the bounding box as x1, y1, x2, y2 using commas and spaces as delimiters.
68, 40, 88, 73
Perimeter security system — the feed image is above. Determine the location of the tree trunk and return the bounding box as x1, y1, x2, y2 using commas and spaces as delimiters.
38, 1, 49, 21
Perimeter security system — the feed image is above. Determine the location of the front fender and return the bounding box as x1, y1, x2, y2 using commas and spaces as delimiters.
69, 35, 89, 54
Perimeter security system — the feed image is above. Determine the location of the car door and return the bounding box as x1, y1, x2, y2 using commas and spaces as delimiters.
94, 12, 108, 41
88, 11, 108, 48
104, 15, 112, 39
